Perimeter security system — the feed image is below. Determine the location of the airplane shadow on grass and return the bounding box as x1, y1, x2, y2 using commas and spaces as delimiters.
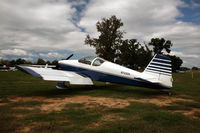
31, 83, 168, 99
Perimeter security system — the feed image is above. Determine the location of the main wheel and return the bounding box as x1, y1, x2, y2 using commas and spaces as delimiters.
56, 82, 68, 89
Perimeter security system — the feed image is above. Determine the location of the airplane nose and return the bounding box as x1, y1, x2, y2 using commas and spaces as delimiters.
58, 60, 63, 64
58, 60, 72, 65
58, 60, 77, 66
58, 60, 67, 65
58, 60, 68, 70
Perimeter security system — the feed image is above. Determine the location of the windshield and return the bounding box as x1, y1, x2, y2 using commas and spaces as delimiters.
78, 56, 96, 65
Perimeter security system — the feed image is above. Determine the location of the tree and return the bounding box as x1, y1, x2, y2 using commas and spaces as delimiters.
46, 60, 51, 65
148, 38, 173, 54
192, 67, 198, 70
16, 58, 26, 65
52, 60, 58, 65
36, 58, 46, 65
167, 55, 183, 72
117, 39, 152, 69
85, 15, 124, 62
9, 60, 16, 67
84, 16, 182, 71
180, 67, 190, 71
0, 59, 9, 65
149, 38, 183, 72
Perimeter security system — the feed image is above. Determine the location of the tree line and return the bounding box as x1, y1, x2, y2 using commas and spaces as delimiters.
0, 58, 58, 66
85, 15, 183, 72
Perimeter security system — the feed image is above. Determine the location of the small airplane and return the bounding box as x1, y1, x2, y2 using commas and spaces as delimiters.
17, 54, 173, 90
0, 64, 10, 71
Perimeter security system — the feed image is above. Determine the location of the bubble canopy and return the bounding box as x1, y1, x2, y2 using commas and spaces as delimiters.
78, 56, 105, 66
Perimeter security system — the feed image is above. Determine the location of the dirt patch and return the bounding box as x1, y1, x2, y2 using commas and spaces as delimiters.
20, 126, 31, 133
12, 107, 35, 111
174, 108, 200, 119
0, 98, 9, 106
6, 95, 130, 112
15, 114, 27, 118
86, 114, 125, 129
16, 123, 36, 133
101, 114, 125, 122
40, 96, 130, 112
7, 95, 194, 109
6, 95, 200, 119
128, 96, 194, 106
8, 96, 48, 103
0, 103, 8, 106
86, 122, 100, 129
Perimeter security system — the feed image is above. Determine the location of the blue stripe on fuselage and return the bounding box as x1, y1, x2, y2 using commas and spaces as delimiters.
59, 63, 171, 90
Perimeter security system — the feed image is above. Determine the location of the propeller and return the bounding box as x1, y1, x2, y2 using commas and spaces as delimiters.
66, 54, 73, 60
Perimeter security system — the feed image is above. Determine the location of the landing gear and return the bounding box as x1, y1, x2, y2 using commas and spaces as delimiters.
160, 90, 172, 96
168, 92, 172, 96
56, 82, 69, 89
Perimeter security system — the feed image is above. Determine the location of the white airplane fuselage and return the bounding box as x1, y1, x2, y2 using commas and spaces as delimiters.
58, 59, 171, 89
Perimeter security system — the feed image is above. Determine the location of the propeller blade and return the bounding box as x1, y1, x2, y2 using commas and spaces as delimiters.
66, 54, 73, 60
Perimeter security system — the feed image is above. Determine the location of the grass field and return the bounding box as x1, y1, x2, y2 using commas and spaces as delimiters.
0, 70, 200, 133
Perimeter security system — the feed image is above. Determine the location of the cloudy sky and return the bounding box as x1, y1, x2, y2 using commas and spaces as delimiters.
0, 0, 199, 67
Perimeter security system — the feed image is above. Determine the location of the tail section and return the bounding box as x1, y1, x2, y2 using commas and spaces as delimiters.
143, 54, 172, 88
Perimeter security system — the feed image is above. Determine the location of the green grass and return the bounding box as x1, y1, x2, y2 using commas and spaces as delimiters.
172, 71, 200, 100
0, 70, 200, 133
85, 102, 200, 133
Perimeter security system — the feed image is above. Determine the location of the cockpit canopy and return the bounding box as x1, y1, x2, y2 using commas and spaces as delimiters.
78, 56, 105, 66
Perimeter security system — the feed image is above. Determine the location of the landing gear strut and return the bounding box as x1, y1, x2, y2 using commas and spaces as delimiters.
168, 92, 172, 96
160, 90, 172, 96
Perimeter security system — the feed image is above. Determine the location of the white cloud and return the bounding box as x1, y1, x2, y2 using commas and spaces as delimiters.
191, 0, 200, 8
39, 52, 66, 58
170, 51, 200, 67
0, 0, 90, 52
79, 0, 185, 34
0, 0, 199, 67
0, 49, 33, 56
22, 57, 33, 61
170, 51, 199, 58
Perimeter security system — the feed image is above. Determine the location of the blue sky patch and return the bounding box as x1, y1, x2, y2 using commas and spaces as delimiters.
177, 0, 200, 24
68, 0, 90, 32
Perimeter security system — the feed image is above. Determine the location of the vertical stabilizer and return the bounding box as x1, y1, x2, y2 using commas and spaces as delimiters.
143, 54, 172, 88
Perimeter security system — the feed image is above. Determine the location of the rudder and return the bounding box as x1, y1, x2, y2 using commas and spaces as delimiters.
143, 54, 172, 88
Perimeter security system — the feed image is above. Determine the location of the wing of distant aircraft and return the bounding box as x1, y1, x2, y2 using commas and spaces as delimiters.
17, 54, 173, 90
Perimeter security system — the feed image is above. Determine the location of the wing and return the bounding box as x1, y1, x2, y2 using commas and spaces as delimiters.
17, 65, 93, 85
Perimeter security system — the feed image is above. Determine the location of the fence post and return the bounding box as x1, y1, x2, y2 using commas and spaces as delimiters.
191, 71, 194, 79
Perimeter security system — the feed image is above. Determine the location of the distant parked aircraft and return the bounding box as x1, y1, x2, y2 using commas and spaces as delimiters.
0, 65, 10, 71
17, 54, 173, 91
